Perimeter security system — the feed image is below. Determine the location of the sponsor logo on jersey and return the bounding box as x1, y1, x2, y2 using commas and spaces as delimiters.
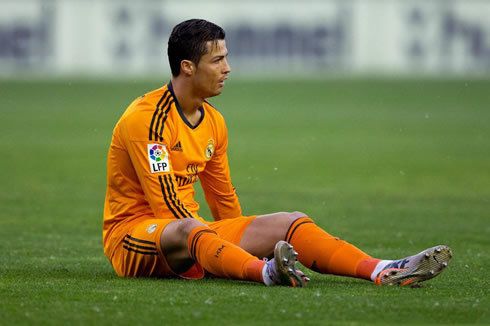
171, 141, 183, 152
205, 139, 215, 159
148, 144, 170, 173
176, 163, 199, 186
146, 224, 157, 234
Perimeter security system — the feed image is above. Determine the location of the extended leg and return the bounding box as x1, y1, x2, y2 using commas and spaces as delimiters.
240, 212, 451, 286
286, 216, 452, 286
240, 212, 377, 279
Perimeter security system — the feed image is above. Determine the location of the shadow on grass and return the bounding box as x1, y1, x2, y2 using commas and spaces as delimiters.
4, 263, 428, 292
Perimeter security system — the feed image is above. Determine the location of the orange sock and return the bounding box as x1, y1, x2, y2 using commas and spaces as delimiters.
187, 226, 265, 283
286, 217, 380, 280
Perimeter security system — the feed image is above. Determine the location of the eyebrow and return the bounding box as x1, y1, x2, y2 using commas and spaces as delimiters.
211, 51, 228, 60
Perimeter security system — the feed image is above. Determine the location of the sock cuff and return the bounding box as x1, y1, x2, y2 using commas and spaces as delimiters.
356, 257, 381, 280
187, 226, 218, 261
285, 217, 314, 243
247, 260, 266, 284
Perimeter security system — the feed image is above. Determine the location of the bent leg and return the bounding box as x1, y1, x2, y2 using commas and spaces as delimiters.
109, 218, 192, 278
160, 218, 264, 282
160, 218, 207, 274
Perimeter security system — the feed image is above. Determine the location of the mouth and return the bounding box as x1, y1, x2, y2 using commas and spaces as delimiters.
219, 76, 228, 86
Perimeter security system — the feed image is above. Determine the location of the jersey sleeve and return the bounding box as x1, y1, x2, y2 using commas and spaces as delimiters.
199, 122, 242, 220
119, 113, 197, 220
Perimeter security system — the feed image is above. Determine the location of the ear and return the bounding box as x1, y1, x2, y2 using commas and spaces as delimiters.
180, 60, 194, 76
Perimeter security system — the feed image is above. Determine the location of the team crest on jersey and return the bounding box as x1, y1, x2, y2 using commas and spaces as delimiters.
205, 139, 215, 159
148, 144, 170, 173
146, 224, 157, 234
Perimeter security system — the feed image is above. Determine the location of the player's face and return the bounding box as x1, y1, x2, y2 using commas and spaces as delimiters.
192, 39, 231, 98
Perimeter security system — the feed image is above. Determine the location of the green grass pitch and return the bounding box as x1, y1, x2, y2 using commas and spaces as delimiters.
0, 78, 489, 325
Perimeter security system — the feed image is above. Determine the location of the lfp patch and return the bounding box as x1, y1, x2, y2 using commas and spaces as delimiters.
148, 144, 170, 173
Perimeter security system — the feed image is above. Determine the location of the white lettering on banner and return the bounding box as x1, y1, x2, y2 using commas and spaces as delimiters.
0, 0, 489, 76
0, 2, 54, 69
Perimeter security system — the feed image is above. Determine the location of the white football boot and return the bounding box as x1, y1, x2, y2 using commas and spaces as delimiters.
263, 241, 309, 287
374, 245, 452, 286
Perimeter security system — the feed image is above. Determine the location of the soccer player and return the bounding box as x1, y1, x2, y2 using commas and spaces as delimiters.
103, 19, 452, 287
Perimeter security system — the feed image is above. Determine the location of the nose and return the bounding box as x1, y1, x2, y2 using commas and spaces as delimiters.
223, 58, 231, 74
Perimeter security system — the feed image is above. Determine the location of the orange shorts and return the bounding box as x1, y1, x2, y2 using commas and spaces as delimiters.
109, 216, 256, 279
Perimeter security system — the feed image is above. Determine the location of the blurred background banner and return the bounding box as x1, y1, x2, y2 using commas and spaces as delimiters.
1, 0, 489, 78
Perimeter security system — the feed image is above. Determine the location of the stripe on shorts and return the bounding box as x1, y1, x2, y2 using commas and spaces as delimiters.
123, 234, 158, 255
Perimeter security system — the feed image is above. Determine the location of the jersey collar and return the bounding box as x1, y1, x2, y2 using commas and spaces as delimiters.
168, 81, 205, 130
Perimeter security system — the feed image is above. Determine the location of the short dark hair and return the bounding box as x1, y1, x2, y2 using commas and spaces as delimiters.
168, 19, 226, 77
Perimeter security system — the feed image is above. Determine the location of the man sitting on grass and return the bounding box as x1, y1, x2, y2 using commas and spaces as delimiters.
102, 19, 452, 287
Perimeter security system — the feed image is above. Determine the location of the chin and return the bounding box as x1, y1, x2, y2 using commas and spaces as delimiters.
206, 89, 222, 98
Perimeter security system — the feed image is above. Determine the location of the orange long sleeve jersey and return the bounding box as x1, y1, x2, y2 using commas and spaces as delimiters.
103, 82, 242, 258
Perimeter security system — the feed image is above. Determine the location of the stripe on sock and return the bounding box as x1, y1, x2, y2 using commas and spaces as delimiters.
189, 228, 218, 261
285, 217, 314, 243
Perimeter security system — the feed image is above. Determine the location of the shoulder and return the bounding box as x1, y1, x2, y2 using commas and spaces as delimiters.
117, 85, 174, 142
203, 101, 226, 125
123, 86, 170, 120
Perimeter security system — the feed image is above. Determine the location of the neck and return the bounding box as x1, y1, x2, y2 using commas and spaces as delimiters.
170, 76, 203, 115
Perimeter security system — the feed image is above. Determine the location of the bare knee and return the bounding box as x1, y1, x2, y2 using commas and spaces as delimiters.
173, 218, 207, 239
259, 211, 307, 221
159, 219, 206, 256
160, 218, 207, 274
274, 211, 309, 226
239, 211, 308, 258
289, 211, 309, 221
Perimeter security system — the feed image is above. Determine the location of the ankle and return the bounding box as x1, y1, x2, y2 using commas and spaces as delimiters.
247, 259, 266, 284
356, 257, 383, 280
